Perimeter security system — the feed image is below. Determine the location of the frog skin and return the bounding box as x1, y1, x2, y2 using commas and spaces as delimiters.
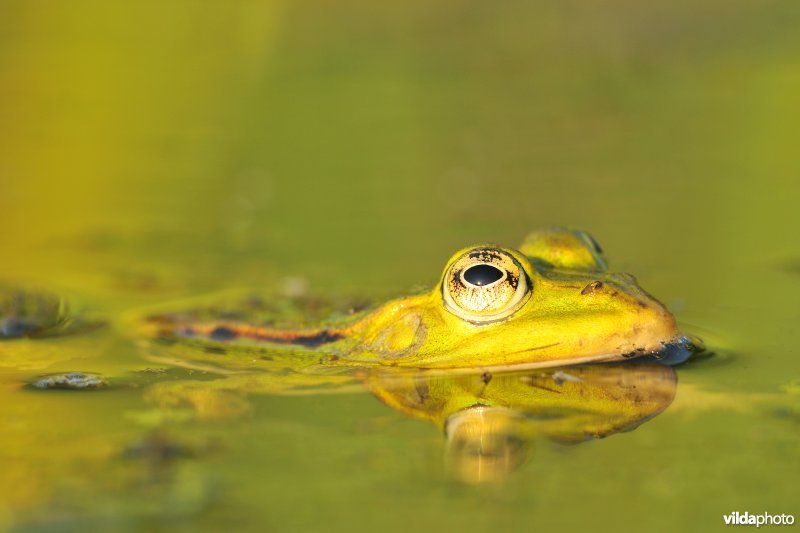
144, 228, 683, 371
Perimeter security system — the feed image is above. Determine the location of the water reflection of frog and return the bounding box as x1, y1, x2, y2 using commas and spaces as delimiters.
365, 362, 677, 484
143, 228, 687, 372
140, 359, 677, 484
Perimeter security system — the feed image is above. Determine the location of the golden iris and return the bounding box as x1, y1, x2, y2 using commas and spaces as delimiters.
442, 248, 531, 323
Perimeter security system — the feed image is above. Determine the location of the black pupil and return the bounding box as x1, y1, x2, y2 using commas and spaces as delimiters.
463, 264, 504, 286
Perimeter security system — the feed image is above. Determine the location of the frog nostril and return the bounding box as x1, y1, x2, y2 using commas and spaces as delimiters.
581, 281, 603, 295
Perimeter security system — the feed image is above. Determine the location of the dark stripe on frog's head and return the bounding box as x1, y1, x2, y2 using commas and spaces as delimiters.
208, 325, 344, 348
281, 330, 344, 348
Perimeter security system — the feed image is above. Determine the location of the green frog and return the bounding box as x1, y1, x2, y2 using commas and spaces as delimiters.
143, 227, 686, 372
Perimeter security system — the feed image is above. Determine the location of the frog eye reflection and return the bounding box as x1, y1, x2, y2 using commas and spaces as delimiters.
443, 248, 531, 323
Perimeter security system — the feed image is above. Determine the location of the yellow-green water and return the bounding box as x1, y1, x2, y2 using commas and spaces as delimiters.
1, 1, 798, 531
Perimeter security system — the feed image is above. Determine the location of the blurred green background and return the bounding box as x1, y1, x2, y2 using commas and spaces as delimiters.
0, 0, 798, 531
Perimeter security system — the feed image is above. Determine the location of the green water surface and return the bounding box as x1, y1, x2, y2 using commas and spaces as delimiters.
1, 1, 798, 531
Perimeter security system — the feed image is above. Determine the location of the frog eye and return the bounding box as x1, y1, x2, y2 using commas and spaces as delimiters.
442, 248, 531, 323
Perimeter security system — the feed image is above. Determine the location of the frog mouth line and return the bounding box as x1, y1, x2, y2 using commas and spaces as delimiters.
395, 333, 693, 375
501, 342, 562, 356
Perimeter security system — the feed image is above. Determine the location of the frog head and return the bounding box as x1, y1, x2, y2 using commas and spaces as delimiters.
350, 228, 680, 368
